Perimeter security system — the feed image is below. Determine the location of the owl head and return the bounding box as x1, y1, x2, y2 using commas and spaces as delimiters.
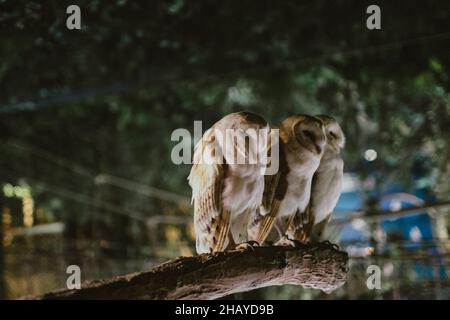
280, 114, 326, 156
315, 115, 345, 152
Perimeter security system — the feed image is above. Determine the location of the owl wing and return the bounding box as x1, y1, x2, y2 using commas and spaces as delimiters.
188, 130, 230, 254
309, 158, 343, 241
289, 157, 344, 242
248, 148, 288, 244
250, 172, 282, 244
286, 205, 314, 242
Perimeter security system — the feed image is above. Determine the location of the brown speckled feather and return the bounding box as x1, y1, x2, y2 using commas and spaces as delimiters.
188, 129, 231, 253
248, 141, 288, 244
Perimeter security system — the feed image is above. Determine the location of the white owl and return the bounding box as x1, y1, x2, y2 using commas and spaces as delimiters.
248, 115, 326, 245
188, 111, 270, 254
286, 115, 345, 242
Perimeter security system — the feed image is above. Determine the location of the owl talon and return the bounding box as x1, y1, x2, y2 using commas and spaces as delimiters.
275, 235, 303, 247
319, 240, 340, 250
233, 241, 260, 252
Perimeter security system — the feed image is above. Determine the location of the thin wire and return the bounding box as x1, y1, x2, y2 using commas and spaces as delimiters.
3, 139, 189, 203
331, 201, 450, 226
95, 174, 189, 204
5, 139, 93, 178
2, 170, 146, 222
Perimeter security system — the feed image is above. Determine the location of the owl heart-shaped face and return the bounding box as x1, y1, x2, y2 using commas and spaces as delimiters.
315, 115, 345, 151
293, 116, 326, 155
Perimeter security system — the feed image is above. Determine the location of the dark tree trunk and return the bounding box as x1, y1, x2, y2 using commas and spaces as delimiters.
28, 243, 349, 300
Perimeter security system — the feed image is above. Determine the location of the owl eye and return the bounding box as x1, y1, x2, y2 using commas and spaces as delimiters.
302, 130, 315, 141
329, 131, 337, 139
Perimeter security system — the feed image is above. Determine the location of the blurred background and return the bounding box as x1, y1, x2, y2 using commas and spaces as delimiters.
1, 0, 450, 299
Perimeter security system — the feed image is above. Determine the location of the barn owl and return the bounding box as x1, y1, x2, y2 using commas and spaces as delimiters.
248, 115, 326, 245
188, 111, 270, 254
286, 115, 345, 242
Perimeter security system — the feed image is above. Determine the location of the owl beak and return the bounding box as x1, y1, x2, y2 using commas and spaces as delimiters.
314, 143, 322, 155
314, 137, 326, 155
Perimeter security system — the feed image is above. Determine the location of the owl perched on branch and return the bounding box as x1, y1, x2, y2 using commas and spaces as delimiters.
287, 115, 345, 242
188, 112, 270, 254
248, 115, 326, 245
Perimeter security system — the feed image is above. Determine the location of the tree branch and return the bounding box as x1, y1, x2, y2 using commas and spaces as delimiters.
29, 243, 349, 300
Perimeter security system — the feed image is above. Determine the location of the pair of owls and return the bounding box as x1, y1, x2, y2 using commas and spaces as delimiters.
188, 111, 345, 254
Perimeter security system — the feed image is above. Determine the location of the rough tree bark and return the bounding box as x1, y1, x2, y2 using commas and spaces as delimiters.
30, 242, 349, 300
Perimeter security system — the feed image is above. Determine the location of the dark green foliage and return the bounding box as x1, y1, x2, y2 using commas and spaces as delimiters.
0, 0, 449, 262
